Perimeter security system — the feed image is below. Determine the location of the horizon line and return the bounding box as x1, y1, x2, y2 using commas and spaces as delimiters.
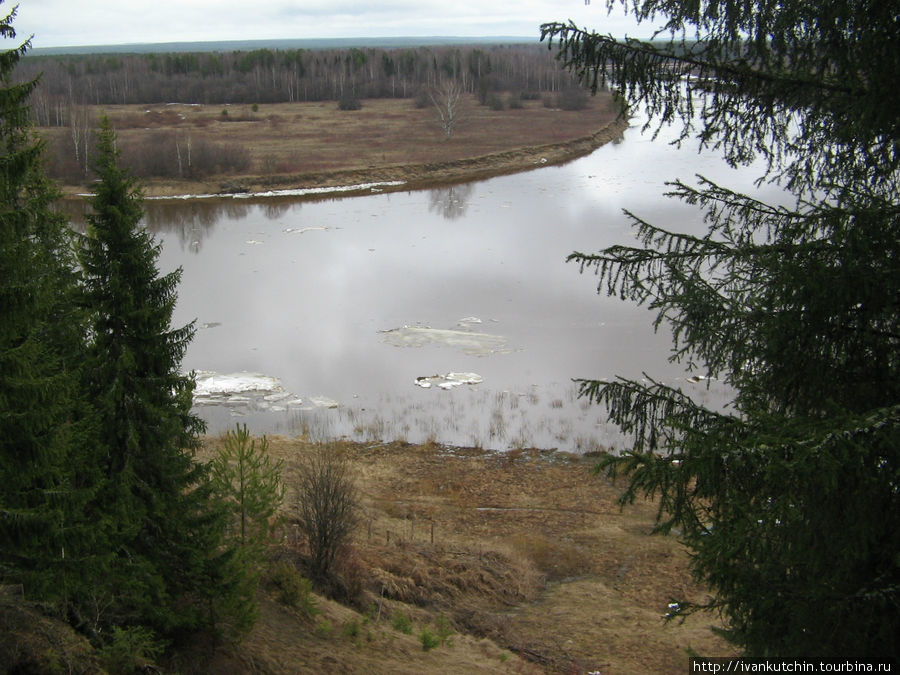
28, 35, 543, 56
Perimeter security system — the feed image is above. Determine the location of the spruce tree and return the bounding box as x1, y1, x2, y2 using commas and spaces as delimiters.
78, 116, 237, 636
0, 2, 94, 605
542, 0, 899, 658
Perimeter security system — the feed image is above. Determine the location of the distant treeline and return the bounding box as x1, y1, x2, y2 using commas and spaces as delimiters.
19, 44, 583, 125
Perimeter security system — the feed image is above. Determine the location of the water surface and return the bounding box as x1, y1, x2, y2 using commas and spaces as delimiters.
127, 117, 786, 451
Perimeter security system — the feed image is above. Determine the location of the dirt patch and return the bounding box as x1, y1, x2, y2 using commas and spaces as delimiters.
195, 437, 732, 673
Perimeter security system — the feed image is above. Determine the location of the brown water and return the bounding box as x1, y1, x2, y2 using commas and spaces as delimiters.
84, 117, 789, 451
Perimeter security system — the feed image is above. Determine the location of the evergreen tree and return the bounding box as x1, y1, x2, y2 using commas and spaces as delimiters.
78, 116, 237, 637
0, 1, 94, 605
542, 0, 899, 658
210, 424, 284, 552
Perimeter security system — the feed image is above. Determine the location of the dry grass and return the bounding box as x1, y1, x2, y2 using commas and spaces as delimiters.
46, 94, 625, 197
193, 436, 732, 674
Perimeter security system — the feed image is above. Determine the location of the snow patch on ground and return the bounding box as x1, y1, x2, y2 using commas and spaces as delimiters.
139, 181, 407, 201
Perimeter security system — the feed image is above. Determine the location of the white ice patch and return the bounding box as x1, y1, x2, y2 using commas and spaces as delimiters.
308, 395, 340, 408
283, 226, 330, 234
192, 370, 306, 411
380, 325, 513, 356
194, 371, 284, 396
415, 372, 484, 389
140, 180, 407, 201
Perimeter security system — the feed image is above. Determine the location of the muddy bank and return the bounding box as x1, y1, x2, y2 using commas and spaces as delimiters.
64, 117, 629, 201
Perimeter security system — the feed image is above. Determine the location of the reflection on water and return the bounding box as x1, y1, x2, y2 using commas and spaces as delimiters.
57, 118, 785, 452
428, 183, 475, 220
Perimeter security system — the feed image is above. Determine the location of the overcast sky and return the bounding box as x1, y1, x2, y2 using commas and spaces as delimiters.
12, 1, 651, 49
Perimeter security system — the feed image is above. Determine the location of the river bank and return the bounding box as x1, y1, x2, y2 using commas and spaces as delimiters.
141, 118, 628, 200
196, 436, 729, 673
48, 95, 627, 200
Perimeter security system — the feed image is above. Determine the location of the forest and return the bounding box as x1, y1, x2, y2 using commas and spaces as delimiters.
16, 43, 596, 186
19, 43, 581, 121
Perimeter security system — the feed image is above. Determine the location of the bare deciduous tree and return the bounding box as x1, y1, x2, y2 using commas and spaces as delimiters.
428, 78, 465, 140
294, 445, 359, 581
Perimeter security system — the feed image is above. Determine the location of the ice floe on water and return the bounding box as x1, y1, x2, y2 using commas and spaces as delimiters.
191, 370, 341, 417
415, 372, 484, 389
192, 371, 302, 412
193, 371, 290, 404
379, 324, 514, 356
307, 395, 340, 408
283, 226, 330, 234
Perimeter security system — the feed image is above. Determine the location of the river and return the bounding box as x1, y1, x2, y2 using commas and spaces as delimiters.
105, 114, 788, 452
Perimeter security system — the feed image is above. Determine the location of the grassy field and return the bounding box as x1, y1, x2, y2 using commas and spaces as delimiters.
45, 93, 626, 197
191, 436, 731, 674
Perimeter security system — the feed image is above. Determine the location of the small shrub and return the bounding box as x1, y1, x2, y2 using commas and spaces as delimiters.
268, 561, 319, 617
507, 94, 524, 109
98, 626, 165, 674
413, 89, 430, 109
315, 619, 333, 637
330, 544, 368, 604
435, 614, 454, 645
488, 94, 505, 111
251, 103, 259, 112
337, 93, 362, 111
391, 612, 412, 635
342, 619, 361, 639
557, 87, 590, 111
419, 628, 441, 651
221, 108, 229, 117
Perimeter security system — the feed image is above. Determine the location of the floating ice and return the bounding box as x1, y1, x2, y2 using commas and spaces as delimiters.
283, 226, 329, 234
191, 370, 306, 412
415, 372, 484, 389
194, 371, 285, 397
308, 395, 340, 408
380, 325, 513, 356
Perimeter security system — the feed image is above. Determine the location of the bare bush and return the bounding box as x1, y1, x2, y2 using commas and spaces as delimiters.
337, 92, 362, 111
557, 87, 590, 111
294, 445, 359, 582
116, 132, 251, 179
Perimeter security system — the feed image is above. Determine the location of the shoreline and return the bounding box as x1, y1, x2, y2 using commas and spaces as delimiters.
60, 117, 629, 201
